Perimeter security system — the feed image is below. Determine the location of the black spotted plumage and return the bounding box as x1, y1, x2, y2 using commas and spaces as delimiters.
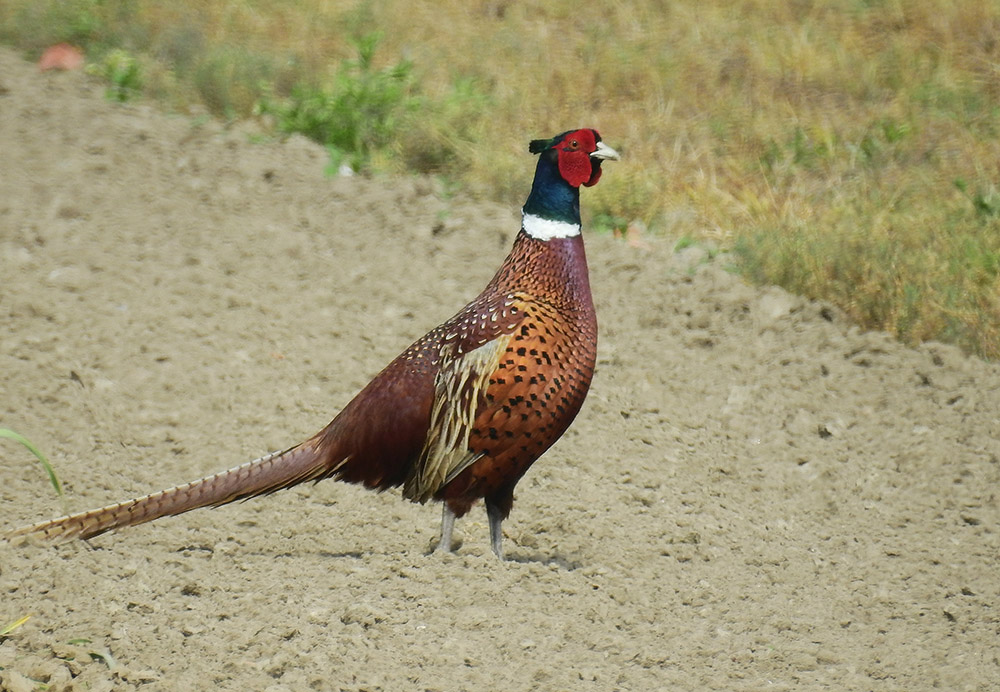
5, 129, 619, 559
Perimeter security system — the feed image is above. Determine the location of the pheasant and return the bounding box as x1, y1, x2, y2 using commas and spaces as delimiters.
6, 129, 619, 559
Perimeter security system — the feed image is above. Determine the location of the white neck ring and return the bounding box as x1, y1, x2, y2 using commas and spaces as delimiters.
521, 211, 581, 240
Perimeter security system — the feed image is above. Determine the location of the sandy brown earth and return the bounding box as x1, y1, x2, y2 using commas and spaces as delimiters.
1, 46, 998, 692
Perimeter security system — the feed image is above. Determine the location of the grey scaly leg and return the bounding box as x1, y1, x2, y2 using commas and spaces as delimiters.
487, 502, 504, 560
437, 504, 456, 553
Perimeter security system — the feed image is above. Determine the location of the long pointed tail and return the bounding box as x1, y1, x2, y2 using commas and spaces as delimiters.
5, 436, 333, 543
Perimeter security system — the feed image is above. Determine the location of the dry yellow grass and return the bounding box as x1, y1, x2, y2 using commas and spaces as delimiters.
3, 0, 999, 356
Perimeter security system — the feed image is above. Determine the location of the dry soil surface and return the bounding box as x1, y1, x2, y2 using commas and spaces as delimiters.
1, 47, 998, 692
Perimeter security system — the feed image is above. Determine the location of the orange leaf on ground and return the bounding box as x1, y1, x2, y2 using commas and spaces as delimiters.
39, 44, 84, 72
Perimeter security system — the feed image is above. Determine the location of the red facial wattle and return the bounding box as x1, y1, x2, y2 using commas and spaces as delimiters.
582, 164, 603, 187
556, 129, 604, 188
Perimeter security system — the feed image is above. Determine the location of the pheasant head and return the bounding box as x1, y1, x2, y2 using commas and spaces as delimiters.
522, 128, 619, 240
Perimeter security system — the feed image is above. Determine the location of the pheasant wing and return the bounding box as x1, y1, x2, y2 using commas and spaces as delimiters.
403, 295, 528, 501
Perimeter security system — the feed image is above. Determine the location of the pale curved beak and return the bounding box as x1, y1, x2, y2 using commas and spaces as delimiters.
590, 141, 621, 161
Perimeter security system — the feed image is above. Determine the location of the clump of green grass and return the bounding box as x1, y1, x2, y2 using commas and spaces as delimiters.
1, 0, 999, 358
259, 33, 418, 173
89, 48, 143, 102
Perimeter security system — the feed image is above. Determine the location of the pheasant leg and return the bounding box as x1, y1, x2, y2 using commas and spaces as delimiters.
437, 504, 456, 553
487, 501, 504, 560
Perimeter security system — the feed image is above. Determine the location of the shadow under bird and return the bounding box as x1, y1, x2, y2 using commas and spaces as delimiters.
6, 129, 619, 559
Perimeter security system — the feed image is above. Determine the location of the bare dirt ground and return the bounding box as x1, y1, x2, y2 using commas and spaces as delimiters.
1, 46, 998, 692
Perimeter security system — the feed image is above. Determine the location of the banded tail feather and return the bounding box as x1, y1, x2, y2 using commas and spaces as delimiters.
6, 439, 329, 542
